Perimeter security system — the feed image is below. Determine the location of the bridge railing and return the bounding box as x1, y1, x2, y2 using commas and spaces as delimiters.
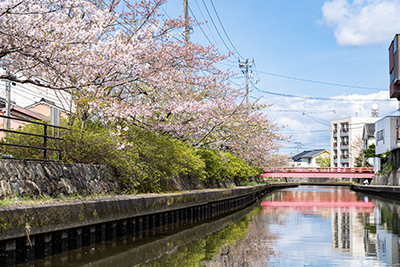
264, 167, 374, 173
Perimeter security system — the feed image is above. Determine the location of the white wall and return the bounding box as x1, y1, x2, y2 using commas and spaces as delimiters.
375, 116, 400, 155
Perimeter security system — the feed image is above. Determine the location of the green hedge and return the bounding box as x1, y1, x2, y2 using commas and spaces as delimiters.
1, 119, 262, 193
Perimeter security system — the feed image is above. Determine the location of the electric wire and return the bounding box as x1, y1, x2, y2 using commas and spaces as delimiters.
254, 86, 394, 102
200, 0, 235, 59
193, 0, 223, 53
256, 70, 386, 91
342, 59, 387, 94
208, 0, 245, 60
188, 5, 216, 50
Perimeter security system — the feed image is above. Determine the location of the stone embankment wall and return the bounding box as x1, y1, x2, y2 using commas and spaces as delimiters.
371, 171, 400, 186
0, 159, 261, 199
0, 160, 121, 199
0, 183, 297, 265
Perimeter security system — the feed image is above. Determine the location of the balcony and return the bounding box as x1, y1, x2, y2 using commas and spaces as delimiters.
341, 155, 349, 159
340, 128, 349, 133
333, 155, 337, 159
340, 142, 349, 146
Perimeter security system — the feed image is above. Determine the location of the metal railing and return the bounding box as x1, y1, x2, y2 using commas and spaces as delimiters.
0, 114, 68, 161
264, 167, 374, 173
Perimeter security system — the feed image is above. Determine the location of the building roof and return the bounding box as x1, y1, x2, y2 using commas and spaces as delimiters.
0, 105, 49, 121
25, 97, 68, 113
292, 149, 327, 161
382, 109, 400, 117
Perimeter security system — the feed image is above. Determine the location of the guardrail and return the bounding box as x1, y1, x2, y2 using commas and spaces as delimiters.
264, 167, 374, 173
0, 114, 68, 161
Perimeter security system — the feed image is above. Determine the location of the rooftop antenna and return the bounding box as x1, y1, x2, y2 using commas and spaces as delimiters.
371, 104, 379, 117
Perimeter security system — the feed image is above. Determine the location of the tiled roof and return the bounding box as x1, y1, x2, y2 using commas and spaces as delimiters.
0, 105, 49, 121
292, 149, 326, 161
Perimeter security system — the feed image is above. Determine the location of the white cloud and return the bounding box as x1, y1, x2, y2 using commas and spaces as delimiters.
266, 90, 398, 155
321, 0, 400, 46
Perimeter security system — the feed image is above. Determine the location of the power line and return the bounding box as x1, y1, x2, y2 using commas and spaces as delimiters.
200, 0, 235, 59
208, 0, 244, 60
342, 59, 387, 94
193, 0, 223, 52
256, 70, 386, 91
188, 5, 216, 50
254, 86, 395, 102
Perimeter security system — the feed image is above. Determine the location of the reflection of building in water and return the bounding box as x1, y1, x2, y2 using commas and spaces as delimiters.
331, 207, 400, 266
374, 208, 399, 266
264, 187, 400, 265
363, 214, 377, 257
331, 209, 365, 255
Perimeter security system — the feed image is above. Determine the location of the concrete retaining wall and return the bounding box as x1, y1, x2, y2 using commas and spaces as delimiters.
371, 171, 400, 186
0, 183, 297, 265
0, 184, 296, 241
350, 184, 400, 199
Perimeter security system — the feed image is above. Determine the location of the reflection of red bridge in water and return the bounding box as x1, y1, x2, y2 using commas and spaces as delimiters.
262, 182, 375, 213
261, 201, 375, 213
262, 167, 374, 179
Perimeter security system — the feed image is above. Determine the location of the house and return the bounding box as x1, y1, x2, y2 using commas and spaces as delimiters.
374, 109, 400, 171
25, 98, 68, 118
373, 34, 400, 172
330, 117, 379, 168
362, 123, 376, 166
291, 149, 330, 167
0, 103, 49, 138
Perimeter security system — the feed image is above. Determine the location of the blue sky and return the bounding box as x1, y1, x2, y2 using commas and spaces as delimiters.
6, 0, 400, 157
163, 0, 400, 156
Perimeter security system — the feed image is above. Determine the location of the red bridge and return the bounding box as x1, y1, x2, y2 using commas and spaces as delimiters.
262, 167, 374, 179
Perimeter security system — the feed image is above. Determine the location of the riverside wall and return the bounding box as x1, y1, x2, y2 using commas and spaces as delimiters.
0, 160, 121, 199
0, 183, 297, 265
0, 159, 262, 199
0, 159, 296, 265
371, 171, 400, 186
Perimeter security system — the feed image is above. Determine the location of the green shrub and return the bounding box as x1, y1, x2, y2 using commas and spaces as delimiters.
1, 118, 261, 193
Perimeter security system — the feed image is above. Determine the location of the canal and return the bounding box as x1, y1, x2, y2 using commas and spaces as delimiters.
15, 186, 400, 266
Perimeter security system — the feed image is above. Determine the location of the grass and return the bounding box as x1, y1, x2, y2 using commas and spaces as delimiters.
0, 182, 275, 207
0, 192, 121, 207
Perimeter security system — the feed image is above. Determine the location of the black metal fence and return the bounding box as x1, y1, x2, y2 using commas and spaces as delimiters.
0, 114, 68, 161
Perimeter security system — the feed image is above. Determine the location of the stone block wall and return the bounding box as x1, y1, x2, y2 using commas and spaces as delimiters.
371, 171, 400, 186
0, 160, 121, 199
0, 160, 263, 199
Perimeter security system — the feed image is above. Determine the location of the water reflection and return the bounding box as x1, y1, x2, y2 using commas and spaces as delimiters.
261, 186, 399, 266
20, 186, 400, 266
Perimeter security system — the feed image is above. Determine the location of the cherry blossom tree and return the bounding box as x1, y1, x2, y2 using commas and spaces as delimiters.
0, 0, 288, 167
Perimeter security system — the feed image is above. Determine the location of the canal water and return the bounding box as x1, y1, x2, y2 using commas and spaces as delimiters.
17, 186, 400, 266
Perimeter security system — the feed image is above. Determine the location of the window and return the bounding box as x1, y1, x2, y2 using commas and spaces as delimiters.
377, 129, 384, 143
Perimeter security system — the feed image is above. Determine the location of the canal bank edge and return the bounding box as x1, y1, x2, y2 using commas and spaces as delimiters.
0, 159, 264, 199
0, 183, 297, 242
350, 184, 400, 199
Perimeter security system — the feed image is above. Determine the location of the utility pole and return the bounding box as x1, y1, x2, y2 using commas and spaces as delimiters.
295, 142, 301, 154
5, 80, 11, 130
239, 59, 254, 105
184, 0, 190, 42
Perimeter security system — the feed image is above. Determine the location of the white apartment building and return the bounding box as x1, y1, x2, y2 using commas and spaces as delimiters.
331, 117, 379, 167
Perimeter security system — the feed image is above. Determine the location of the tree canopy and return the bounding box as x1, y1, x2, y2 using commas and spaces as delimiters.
0, 0, 288, 167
